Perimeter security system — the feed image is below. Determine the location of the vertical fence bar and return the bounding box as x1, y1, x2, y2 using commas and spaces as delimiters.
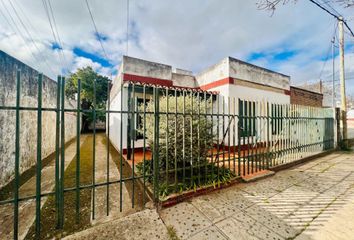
237, 99, 241, 176
197, 91, 201, 186
92, 79, 96, 219
55, 76, 61, 227
204, 91, 208, 183
13, 70, 21, 240
246, 101, 250, 175
182, 90, 186, 188
153, 86, 160, 202
131, 84, 135, 208
106, 79, 110, 215
211, 94, 215, 181
255, 102, 259, 172
216, 95, 220, 182
228, 97, 231, 171
76, 79, 81, 223
35, 73, 43, 238
142, 85, 147, 205
233, 97, 236, 175
165, 88, 169, 186
266, 102, 270, 169
261, 101, 264, 170
241, 100, 246, 175
296, 105, 299, 160
119, 82, 124, 212
174, 89, 178, 193
190, 91, 194, 187
59, 76, 65, 228
222, 96, 225, 169
250, 101, 254, 174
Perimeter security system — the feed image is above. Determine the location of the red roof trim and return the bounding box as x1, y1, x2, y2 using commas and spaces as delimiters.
123, 73, 173, 87
199, 77, 234, 91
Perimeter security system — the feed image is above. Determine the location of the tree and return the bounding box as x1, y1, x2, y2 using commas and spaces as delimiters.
65, 66, 109, 131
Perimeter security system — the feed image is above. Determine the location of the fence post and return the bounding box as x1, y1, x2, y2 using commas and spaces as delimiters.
153, 87, 160, 203
13, 70, 21, 240
55, 76, 61, 228
35, 73, 43, 238
59, 76, 66, 228
335, 107, 341, 149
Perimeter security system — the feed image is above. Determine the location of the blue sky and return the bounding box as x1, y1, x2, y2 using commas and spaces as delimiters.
1, 0, 354, 96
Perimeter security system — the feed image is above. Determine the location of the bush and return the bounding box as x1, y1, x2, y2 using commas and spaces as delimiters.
137, 92, 234, 198
139, 92, 213, 171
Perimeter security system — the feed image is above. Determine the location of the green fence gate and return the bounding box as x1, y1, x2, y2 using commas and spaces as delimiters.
0, 74, 336, 239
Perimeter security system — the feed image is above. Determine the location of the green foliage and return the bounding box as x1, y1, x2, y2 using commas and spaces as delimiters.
136, 93, 235, 198
139, 93, 214, 170
136, 160, 234, 199
65, 67, 109, 130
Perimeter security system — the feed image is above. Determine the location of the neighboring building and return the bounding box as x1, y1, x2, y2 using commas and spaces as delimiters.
290, 86, 323, 107
108, 56, 292, 154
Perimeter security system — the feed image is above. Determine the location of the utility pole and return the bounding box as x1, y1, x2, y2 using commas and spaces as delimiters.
338, 16, 348, 147
332, 37, 335, 108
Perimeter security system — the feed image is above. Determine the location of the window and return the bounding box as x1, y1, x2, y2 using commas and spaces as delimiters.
271, 104, 283, 135
238, 100, 256, 137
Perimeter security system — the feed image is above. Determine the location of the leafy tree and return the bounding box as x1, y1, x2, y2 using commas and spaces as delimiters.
65, 66, 109, 131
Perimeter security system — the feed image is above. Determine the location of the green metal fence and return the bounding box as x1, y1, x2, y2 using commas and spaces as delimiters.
0, 74, 336, 239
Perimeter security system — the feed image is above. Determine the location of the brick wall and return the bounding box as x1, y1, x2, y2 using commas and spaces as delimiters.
290, 86, 323, 107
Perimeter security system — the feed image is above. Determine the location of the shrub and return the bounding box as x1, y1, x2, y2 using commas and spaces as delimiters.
137, 92, 234, 198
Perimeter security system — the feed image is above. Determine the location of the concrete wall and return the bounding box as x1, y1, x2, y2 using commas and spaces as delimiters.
122, 55, 172, 80
228, 57, 290, 91
195, 57, 229, 86
0, 51, 77, 188
172, 73, 197, 88
174, 68, 193, 76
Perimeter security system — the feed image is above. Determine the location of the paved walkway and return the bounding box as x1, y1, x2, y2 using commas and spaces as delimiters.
0, 136, 87, 240
91, 134, 134, 225
160, 151, 354, 240
61, 151, 354, 240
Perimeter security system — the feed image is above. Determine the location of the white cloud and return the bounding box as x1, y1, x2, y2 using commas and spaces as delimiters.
0, 0, 353, 95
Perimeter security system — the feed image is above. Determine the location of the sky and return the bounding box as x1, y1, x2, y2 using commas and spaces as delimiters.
0, 0, 354, 95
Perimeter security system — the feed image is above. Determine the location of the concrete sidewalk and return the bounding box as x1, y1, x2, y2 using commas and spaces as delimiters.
64, 151, 354, 240
161, 151, 354, 240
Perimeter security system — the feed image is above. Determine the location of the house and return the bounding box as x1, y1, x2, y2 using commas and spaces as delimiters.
108, 56, 296, 156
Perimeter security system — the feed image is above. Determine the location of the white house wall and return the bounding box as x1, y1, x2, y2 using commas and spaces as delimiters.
195, 58, 229, 86
229, 57, 290, 91
109, 87, 128, 151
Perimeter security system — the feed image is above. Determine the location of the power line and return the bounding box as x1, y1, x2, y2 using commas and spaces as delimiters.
319, 0, 341, 16
309, 0, 354, 37
5, 0, 56, 75
47, 0, 69, 72
0, 0, 42, 69
42, 0, 65, 72
318, 21, 337, 80
84, 0, 109, 61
